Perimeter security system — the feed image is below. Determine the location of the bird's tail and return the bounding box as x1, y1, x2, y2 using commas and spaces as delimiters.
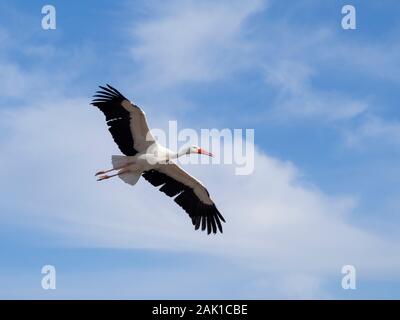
111, 155, 131, 169
111, 155, 141, 186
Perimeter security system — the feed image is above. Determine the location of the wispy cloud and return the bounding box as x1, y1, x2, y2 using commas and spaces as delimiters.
1, 0, 400, 299
1, 95, 399, 296
264, 60, 368, 121
345, 115, 400, 147
130, 0, 265, 86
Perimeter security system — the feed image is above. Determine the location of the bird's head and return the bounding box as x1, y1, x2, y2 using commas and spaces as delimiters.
187, 145, 213, 157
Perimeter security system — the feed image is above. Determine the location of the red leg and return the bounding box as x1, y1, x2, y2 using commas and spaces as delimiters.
95, 163, 133, 176
97, 169, 129, 181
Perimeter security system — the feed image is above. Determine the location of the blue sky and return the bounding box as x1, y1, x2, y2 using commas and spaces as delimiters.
0, 0, 400, 299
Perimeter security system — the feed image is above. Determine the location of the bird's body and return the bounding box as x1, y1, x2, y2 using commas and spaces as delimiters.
91, 84, 225, 234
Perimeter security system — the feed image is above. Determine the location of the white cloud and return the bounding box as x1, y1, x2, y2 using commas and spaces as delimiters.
345, 115, 400, 147
128, 0, 395, 125
0, 97, 399, 299
0, 26, 98, 104
0, 27, 48, 100
130, 0, 264, 86
264, 60, 368, 121
1, 0, 400, 298
319, 39, 400, 82
0, 63, 34, 98
129, 0, 367, 122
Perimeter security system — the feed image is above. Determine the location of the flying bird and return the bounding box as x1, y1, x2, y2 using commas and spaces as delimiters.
91, 84, 225, 234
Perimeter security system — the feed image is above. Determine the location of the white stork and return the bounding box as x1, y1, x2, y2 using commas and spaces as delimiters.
91, 84, 226, 234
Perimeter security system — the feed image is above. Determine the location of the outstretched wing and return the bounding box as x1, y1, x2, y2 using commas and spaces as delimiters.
91, 84, 156, 155
142, 163, 226, 234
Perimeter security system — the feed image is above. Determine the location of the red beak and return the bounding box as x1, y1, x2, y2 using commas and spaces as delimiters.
198, 148, 213, 157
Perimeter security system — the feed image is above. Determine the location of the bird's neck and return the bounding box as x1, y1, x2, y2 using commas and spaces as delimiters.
172, 148, 189, 159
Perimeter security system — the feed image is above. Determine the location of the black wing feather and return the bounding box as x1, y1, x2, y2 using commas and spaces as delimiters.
142, 169, 225, 234
91, 84, 138, 156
